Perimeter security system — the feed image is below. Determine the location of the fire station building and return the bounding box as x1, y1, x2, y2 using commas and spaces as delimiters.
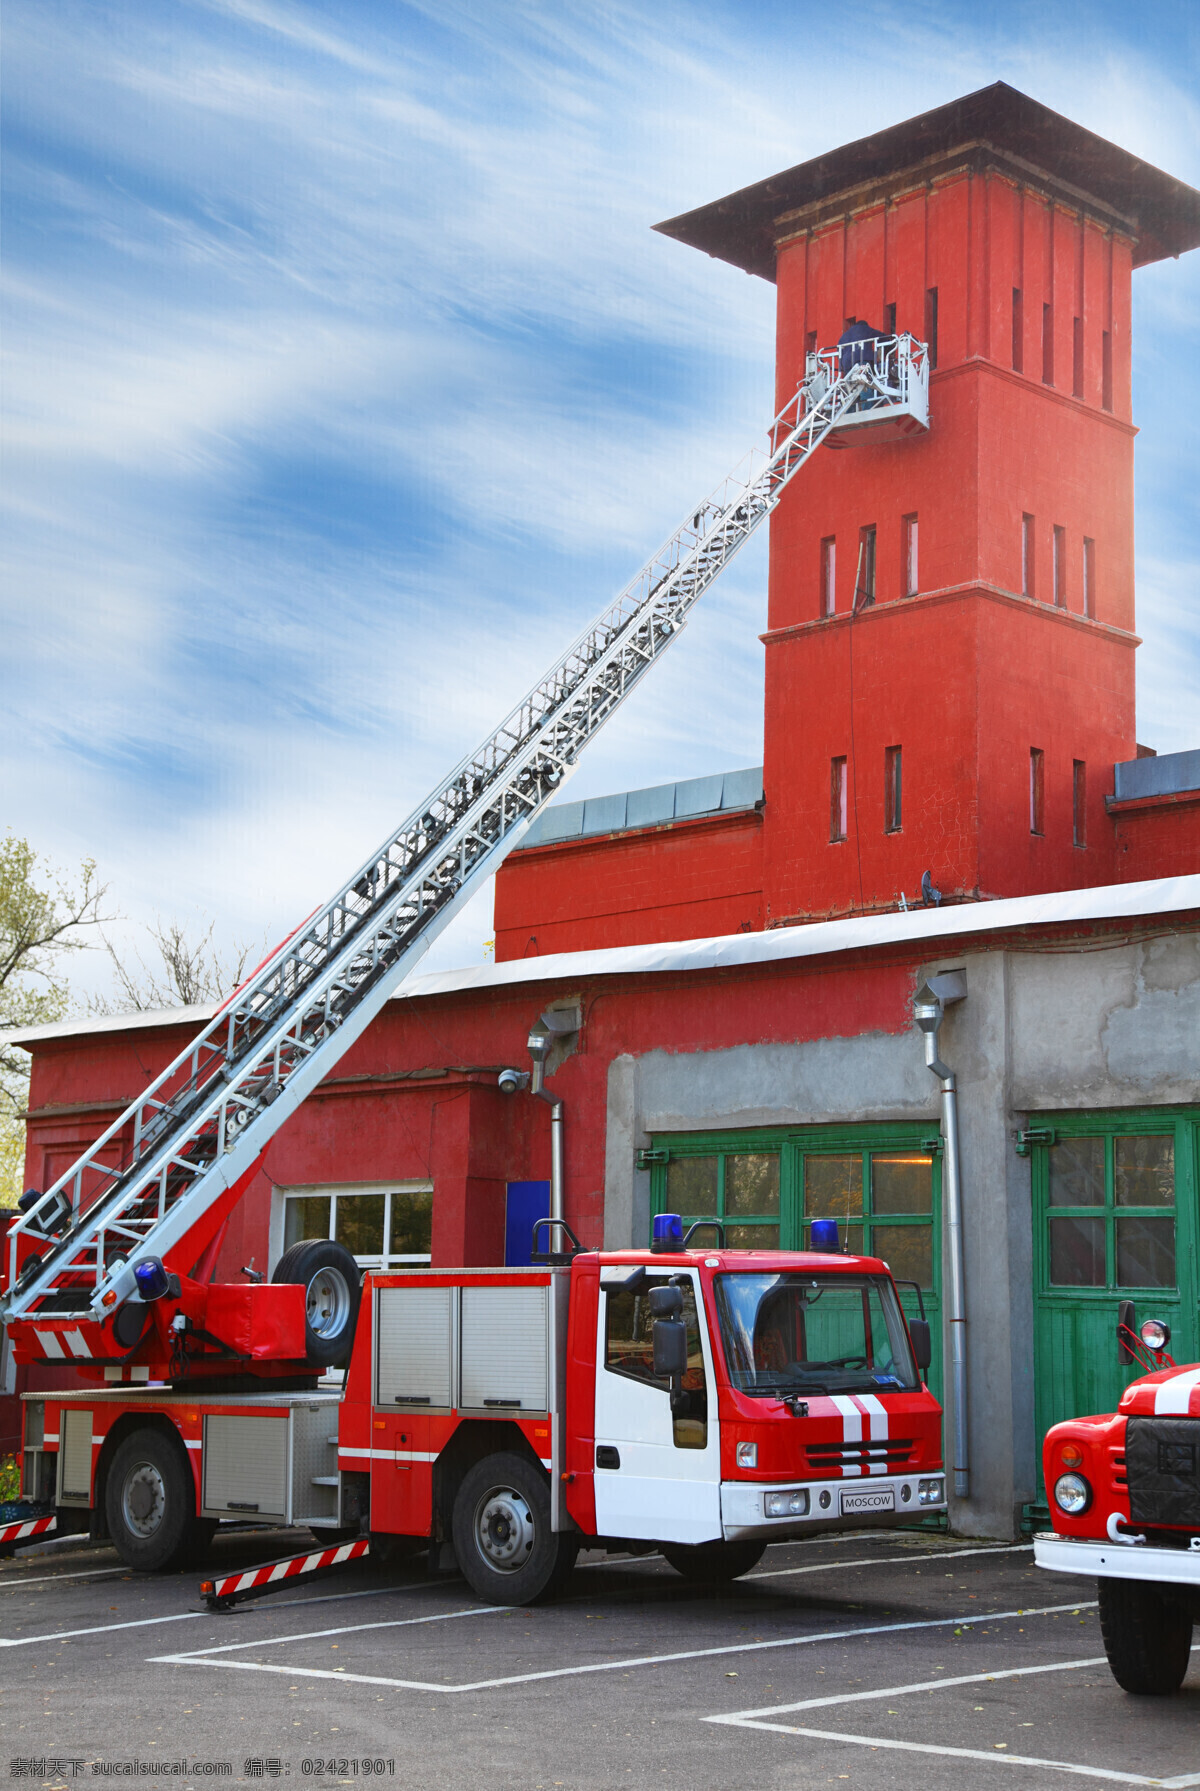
7, 85, 1200, 1542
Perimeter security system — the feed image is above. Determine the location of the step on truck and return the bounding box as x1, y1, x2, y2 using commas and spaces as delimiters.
13, 1217, 944, 1602
1034, 1311, 1200, 1694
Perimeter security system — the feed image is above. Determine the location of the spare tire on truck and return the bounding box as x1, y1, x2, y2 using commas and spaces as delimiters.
272, 1238, 361, 1368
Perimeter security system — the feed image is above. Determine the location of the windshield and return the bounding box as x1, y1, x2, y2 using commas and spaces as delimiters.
713, 1272, 919, 1397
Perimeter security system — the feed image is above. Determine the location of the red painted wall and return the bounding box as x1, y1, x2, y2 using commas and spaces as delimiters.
493, 810, 763, 960
1111, 796, 1200, 879
762, 168, 1138, 923
489, 157, 1175, 952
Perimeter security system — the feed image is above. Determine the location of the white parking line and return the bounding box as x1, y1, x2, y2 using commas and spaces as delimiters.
706, 1726, 1200, 1788
0, 1566, 130, 1590
746, 1542, 1033, 1581
150, 1598, 1096, 1693
706, 1646, 1200, 1788
0, 1575, 469, 1646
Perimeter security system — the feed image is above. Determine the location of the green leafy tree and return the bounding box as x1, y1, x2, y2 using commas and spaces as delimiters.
0, 835, 108, 1206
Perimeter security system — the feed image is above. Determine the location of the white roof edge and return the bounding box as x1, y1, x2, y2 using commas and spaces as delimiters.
5, 874, 1198, 1050
1, 1000, 217, 1050
396, 873, 1200, 1002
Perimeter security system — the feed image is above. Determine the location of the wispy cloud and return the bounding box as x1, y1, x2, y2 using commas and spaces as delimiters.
2, 0, 1198, 992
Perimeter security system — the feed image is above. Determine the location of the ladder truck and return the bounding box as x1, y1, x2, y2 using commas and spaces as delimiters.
1035, 1313, 1200, 1695
1, 335, 941, 1602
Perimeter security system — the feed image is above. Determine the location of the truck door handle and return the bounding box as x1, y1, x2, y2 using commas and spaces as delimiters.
596, 1445, 620, 1470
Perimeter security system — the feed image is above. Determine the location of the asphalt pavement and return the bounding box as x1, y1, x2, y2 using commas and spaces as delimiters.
1, 1525, 1197, 1790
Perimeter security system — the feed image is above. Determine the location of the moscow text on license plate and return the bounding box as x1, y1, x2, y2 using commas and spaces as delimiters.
840, 1487, 895, 1516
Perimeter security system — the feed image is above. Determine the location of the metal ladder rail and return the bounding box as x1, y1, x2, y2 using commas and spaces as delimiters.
2, 347, 920, 1326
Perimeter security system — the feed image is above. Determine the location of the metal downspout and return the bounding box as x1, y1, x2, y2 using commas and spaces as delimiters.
914, 975, 969, 1500
528, 1043, 564, 1226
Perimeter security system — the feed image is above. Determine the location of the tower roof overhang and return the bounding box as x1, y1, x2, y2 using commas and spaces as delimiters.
654, 82, 1200, 278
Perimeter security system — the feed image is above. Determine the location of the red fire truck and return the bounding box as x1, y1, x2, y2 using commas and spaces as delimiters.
0, 340, 937, 1603
1035, 1314, 1200, 1694
12, 1218, 943, 1603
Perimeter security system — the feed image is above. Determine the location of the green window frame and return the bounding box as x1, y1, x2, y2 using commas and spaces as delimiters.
648, 1123, 943, 1403
649, 1123, 941, 1290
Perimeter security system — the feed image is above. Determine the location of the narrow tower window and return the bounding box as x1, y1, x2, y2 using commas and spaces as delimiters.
1083, 537, 1096, 619
1042, 303, 1054, 385
830, 757, 848, 843
1102, 331, 1113, 412
925, 288, 939, 370
1073, 760, 1087, 847
884, 746, 903, 833
820, 536, 836, 616
1022, 514, 1036, 598
1012, 289, 1023, 372
1053, 526, 1067, 607
884, 301, 897, 337
1073, 317, 1084, 398
1030, 748, 1045, 836
857, 525, 876, 607
902, 514, 918, 597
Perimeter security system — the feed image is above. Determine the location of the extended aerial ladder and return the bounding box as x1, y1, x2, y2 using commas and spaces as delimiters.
1, 335, 928, 1366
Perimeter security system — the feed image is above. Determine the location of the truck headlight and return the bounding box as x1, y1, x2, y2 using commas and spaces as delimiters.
736, 1441, 757, 1469
765, 1490, 809, 1518
917, 1478, 944, 1506
1053, 1472, 1092, 1516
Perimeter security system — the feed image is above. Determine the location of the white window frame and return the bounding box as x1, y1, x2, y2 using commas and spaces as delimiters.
270, 1179, 434, 1276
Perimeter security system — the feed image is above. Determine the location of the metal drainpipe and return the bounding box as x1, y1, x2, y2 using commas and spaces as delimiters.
914, 976, 969, 1500
528, 1037, 564, 1226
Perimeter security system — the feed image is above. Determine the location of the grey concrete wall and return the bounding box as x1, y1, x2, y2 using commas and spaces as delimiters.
1008, 933, 1200, 1110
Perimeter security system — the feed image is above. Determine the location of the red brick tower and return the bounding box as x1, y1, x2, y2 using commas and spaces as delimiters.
657, 84, 1200, 922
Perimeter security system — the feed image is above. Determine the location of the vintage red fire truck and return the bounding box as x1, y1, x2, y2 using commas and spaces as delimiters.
1035, 1314, 1200, 1695
10, 1217, 944, 1603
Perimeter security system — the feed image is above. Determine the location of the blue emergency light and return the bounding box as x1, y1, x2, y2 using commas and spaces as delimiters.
651, 1213, 684, 1253
810, 1219, 840, 1252
134, 1256, 172, 1301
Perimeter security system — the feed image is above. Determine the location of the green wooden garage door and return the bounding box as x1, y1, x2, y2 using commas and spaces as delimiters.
1031, 1110, 1199, 1490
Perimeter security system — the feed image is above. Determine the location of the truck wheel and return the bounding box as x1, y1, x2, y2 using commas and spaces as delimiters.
1098, 1578, 1193, 1695
272, 1239, 361, 1368
105, 1429, 215, 1572
451, 1452, 578, 1606
661, 1540, 766, 1582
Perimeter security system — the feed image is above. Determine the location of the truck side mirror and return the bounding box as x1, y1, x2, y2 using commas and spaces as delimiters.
652, 1318, 688, 1381
648, 1284, 683, 1320
908, 1318, 932, 1372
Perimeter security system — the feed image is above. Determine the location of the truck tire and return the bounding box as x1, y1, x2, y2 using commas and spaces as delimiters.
1098, 1578, 1193, 1695
272, 1239, 361, 1368
105, 1428, 216, 1572
661, 1540, 766, 1583
451, 1452, 578, 1606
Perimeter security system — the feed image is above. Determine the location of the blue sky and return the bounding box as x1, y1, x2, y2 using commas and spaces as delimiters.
3, 0, 1199, 996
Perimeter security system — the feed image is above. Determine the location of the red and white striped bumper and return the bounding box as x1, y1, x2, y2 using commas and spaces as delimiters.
0, 1514, 57, 1550
200, 1536, 370, 1608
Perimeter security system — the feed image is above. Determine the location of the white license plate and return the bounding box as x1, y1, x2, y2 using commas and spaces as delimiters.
840, 1486, 896, 1516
